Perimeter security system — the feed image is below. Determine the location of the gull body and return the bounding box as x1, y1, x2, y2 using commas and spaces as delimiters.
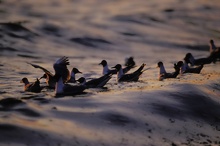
55, 74, 86, 96
20, 78, 42, 93
112, 63, 146, 82
157, 62, 180, 81
99, 60, 134, 75
77, 74, 112, 88
29, 57, 81, 88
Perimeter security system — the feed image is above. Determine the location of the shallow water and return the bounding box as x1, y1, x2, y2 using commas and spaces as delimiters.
0, 0, 220, 145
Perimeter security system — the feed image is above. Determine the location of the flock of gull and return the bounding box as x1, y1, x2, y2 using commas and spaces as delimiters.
20, 39, 220, 96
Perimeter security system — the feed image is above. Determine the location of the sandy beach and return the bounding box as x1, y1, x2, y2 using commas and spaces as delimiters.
0, 0, 220, 146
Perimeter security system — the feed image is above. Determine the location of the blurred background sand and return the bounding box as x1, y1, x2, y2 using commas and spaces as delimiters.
0, 0, 220, 145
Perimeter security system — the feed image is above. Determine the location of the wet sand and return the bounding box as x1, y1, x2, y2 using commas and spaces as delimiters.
0, 0, 220, 146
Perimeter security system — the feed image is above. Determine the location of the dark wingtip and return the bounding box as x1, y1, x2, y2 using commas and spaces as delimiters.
36, 78, 40, 83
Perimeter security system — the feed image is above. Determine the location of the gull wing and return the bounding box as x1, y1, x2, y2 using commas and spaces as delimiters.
133, 63, 145, 74
53, 56, 70, 82
63, 84, 86, 95
28, 63, 54, 77
119, 64, 146, 82
119, 72, 142, 82
122, 65, 133, 74
86, 75, 112, 88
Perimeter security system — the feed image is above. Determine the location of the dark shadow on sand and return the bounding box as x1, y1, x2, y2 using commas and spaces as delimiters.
0, 22, 38, 41
113, 14, 164, 25
0, 124, 72, 146
0, 98, 42, 118
102, 113, 134, 126
70, 37, 112, 48
0, 98, 23, 108
152, 88, 220, 126
40, 23, 62, 37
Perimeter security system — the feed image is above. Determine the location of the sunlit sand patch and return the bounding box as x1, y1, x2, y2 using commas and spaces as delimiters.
0, 0, 220, 145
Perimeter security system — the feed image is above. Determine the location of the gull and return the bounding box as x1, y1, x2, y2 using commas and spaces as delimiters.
125, 56, 136, 67
178, 60, 203, 74
184, 53, 213, 66
20, 78, 42, 93
28, 56, 70, 88
99, 60, 134, 75
67, 68, 82, 83
157, 62, 180, 81
77, 74, 112, 88
54, 73, 86, 96
112, 63, 146, 82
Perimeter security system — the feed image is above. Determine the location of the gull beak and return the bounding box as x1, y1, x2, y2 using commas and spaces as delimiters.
39, 75, 44, 80
111, 66, 116, 69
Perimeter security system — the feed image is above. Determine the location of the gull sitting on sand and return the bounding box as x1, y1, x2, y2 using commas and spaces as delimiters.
77, 74, 112, 88
51, 57, 86, 95
99, 59, 134, 75
157, 62, 180, 81
20, 78, 42, 93
54, 74, 86, 96
184, 40, 220, 66
177, 61, 203, 74
112, 63, 146, 82
38, 73, 56, 89
40, 67, 82, 87
184, 53, 213, 66
67, 68, 82, 83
